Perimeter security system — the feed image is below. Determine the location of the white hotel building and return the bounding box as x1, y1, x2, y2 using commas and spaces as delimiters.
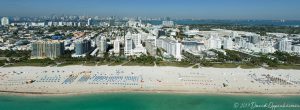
156, 37, 182, 61
223, 37, 233, 50
113, 37, 120, 54
292, 44, 300, 54
124, 32, 146, 56
278, 38, 292, 53
206, 35, 222, 49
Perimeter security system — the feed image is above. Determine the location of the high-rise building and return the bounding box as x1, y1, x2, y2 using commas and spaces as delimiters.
77, 22, 81, 27
206, 35, 222, 49
223, 37, 233, 50
238, 38, 247, 49
249, 36, 260, 44
47, 21, 53, 26
156, 37, 182, 61
124, 32, 147, 56
73, 39, 92, 57
96, 36, 107, 54
132, 34, 141, 46
185, 26, 190, 31
124, 32, 146, 56
1, 17, 9, 26
125, 37, 134, 56
113, 37, 120, 54
278, 38, 292, 52
87, 18, 92, 26
181, 40, 202, 52
31, 40, 64, 59
145, 39, 157, 56
292, 44, 300, 54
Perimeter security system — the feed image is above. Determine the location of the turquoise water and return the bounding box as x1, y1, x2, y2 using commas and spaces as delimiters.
0, 93, 300, 110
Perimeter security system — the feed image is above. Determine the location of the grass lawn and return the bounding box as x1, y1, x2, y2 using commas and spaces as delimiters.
266, 64, 300, 70
108, 61, 127, 66
122, 61, 154, 66
83, 62, 97, 66
96, 61, 110, 66
57, 61, 84, 67
211, 63, 239, 68
239, 64, 260, 69
156, 61, 193, 67
192, 65, 199, 68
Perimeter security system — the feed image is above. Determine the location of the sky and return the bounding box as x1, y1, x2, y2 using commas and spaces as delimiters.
0, 0, 299, 20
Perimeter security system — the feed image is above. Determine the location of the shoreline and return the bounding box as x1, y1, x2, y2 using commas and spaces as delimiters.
1, 90, 299, 97
1, 65, 300, 97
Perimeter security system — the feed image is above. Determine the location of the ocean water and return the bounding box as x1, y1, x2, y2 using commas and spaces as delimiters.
0, 93, 300, 110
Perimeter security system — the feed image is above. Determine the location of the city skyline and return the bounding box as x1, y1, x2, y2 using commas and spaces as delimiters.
0, 0, 300, 20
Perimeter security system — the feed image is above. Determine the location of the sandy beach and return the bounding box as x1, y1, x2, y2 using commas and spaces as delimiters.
0, 65, 300, 95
